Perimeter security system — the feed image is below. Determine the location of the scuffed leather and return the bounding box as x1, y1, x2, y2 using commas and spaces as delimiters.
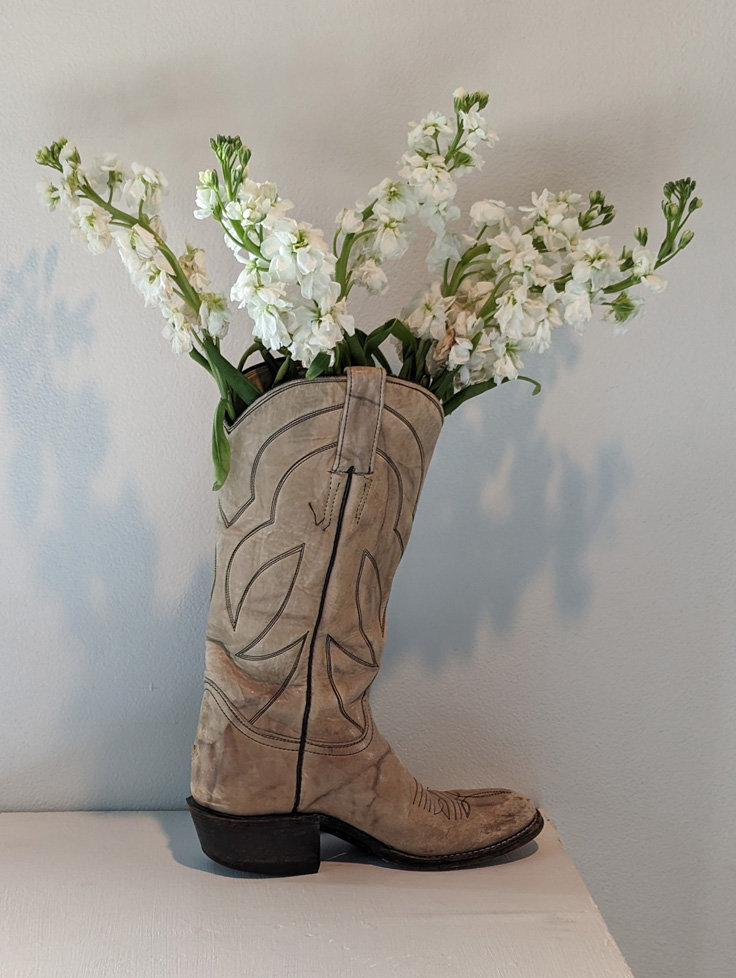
191, 367, 536, 857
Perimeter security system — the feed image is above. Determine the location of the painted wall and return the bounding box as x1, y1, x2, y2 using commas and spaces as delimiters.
1, 2, 734, 976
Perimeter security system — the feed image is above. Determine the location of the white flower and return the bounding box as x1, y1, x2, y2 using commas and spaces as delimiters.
230, 264, 265, 307
113, 224, 159, 276
37, 179, 60, 211
239, 281, 293, 350
642, 273, 667, 292
631, 246, 667, 292
493, 348, 523, 383
398, 153, 457, 203
407, 112, 453, 154
336, 208, 364, 234
123, 163, 168, 213
290, 299, 354, 365
571, 238, 622, 290
368, 178, 418, 219
491, 226, 540, 274
58, 143, 81, 183
469, 199, 508, 229
86, 154, 127, 197
404, 282, 455, 339
194, 186, 220, 220
261, 224, 336, 302
200, 293, 231, 338
460, 109, 498, 150
426, 231, 468, 269
179, 247, 209, 291
561, 281, 596, 330
70, 203, 112, 254
448, 336, 473, 369
371, 209, 409, 260
135, 255, 174, 307
162, 308, 195, 355
534, 216, 581, 253
419, 199, 460, 236
260, 197, 295, 233
232, 179, 281, 226
353, 259, 388, 295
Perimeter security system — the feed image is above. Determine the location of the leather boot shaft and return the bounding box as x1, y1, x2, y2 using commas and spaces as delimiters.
193, 368, 443, 813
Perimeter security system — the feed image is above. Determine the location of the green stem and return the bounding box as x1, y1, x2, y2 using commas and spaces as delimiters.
273, 354, 292, 385
81, 181, 201, 314
237, 342, 261, 372
371, 345, 394, 375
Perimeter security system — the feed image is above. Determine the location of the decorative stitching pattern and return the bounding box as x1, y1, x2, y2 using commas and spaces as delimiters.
203, 681, 301, 749
325, 634, 377, 670
248, 635, 306, 725
355, 549, 386, 667
237, 632, 308, 662
309, 473, 335, 527
304, 693, 374, 751
223, 372, 442, 435
375, 449, 405, 556
227, 544, 304, 633
411, 779, 472, 821
223, 443, 337, 617
383, 405, 427, 518
325, 639, 365, 733
353, 477, 372, 525
220, 406, 342, 527
331, 368, 386, 476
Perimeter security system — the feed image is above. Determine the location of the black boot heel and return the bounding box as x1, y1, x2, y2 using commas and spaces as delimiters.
186, 796, 321, 876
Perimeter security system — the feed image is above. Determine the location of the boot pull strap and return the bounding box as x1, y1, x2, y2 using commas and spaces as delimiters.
331, 367, 386, 475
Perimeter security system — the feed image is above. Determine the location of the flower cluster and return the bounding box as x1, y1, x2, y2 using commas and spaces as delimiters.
35, 139, 230, 357
400, 178, 697, 401
333, 89, 498, 300
195, 154, 354, 367
37, 96, 700, 486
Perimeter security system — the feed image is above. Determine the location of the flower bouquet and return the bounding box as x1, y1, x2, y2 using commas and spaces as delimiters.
36, 89, 700, 874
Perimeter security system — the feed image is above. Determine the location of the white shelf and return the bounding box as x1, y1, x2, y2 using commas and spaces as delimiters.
0, 810, 633, 978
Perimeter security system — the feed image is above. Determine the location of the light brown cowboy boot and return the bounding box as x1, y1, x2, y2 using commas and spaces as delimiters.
188, 366, 542, 874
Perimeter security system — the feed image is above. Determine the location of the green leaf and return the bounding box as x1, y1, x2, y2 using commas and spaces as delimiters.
202, 337, 261, 406
211, 398, 231, 491
518, 375, 542, 395
442, 380, 498, 416
306, 351, 332, 379
346, 331, 368, 366
365, 319, 398, 354
389, 319, 418, 351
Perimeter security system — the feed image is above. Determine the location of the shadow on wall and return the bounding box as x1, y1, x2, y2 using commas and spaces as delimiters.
0, 248, 631, 807
0, 248, 211, 809
387, 332, 632, 672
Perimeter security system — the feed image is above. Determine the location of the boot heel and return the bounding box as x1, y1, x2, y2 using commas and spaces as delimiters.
187, 796, 321, 876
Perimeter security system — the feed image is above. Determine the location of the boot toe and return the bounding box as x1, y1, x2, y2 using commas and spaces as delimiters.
459, 787, 540, 848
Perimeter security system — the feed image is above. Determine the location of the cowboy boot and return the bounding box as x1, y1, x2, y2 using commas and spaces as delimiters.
188, 365, 543, 875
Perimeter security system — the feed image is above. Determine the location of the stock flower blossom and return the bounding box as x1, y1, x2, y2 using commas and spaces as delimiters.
631, 246, 668, 292
571, 238, 622, 290
37, 179, 60, 211
371, 209, 409, 259
69, 203, 112, 254
161, 308, 195, 355
469, 199, 508, 228
399, 154, 457, 203
368, 178, 417, 219
353, 259, 388, 295
123, 163, 168, 212
37, 91, 693, 407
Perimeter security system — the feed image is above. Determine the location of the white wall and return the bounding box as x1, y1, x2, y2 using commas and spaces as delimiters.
1, 1, 734, 976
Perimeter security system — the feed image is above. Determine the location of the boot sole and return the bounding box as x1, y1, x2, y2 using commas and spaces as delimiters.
187, 796, 544, 876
